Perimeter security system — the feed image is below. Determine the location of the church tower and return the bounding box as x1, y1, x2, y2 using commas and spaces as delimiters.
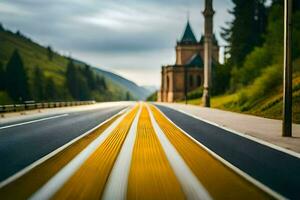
158, 1, 219, 103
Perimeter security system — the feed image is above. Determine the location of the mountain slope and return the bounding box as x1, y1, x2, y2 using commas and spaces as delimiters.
0, 26, 148, 102
93, 68, 152, 100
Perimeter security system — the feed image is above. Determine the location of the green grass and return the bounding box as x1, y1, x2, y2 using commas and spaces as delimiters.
182, 79, 300, 124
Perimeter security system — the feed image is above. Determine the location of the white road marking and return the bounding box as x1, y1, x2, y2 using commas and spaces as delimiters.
155, 106, 286, 200
0, 108, 129, 189
176, 107, 300, 159
102, 105, 142, 200
147, 105, 212, 200
0, 114, 69, 130
28, 108, 132, 200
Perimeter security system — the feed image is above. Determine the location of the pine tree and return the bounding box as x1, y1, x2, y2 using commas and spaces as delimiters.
66, 59, 91, 100
32, 66, 45, 101
84, 65, 96, 90
66, 59, 78, 99
45, 77, 57, 101
6, 50, 30, 102
0, 62, 5, 90
221, 0, 267, 67
47, 46, 54, 61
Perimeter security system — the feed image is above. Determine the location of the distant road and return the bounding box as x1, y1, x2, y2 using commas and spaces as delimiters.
0, 103, 129, 181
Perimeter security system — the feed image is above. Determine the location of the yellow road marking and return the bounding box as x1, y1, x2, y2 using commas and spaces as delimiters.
149, 104, 273, 200
0, 112, 122, 200
127, 104, 186, 200
51, 105, 139, 200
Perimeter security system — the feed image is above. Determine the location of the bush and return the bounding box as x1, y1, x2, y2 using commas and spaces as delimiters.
187, 87, 203, 100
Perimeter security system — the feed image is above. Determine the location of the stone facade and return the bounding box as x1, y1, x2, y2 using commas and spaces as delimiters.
158, 21, 219, 102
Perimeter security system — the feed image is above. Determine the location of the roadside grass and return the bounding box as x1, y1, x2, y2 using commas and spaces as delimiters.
179, 76, 300, 124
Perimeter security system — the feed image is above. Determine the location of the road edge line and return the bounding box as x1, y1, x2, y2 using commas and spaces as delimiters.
153, 104, 286, 200
0, 114, 69, 131
102, 104, 142, 200
147, 104, 212, 200
0, 107, 129, 189
175, 107, 300, 159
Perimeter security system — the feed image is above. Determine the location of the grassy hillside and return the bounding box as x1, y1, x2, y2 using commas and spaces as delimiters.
0, 27, 144, 103
180, 59, 300, 123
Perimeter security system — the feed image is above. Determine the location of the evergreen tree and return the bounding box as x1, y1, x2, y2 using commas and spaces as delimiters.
66, 59, 78, 99
66, 59, 91, 100
126, 91, 131, 101
32, 66, 45, 101
84, 65, 96, 90
95, 75, 107, 91
0, 62, 5, 90
47, 46, 54, 61
6, 50, 30, 102
45, 77, 57, 101
221, 0, 267, 67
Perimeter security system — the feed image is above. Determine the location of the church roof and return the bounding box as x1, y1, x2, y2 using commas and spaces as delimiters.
179, 21, 197, 45
186, 54, 203, 67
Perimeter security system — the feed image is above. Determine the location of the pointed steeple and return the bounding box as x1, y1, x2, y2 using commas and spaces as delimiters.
179, 21, 197, 44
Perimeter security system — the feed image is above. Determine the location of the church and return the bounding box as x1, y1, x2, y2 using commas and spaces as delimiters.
158, 20, 219, 103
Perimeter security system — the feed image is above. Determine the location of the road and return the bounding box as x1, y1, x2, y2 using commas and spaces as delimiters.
0, 102, 298, 199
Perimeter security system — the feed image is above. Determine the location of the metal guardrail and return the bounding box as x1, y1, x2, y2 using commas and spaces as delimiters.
0, 101, 96, 113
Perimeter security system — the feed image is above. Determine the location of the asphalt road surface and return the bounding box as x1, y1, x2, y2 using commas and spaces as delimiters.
0, 103, 128, 182
0, 102, 298, 199
156, 104, 300, 200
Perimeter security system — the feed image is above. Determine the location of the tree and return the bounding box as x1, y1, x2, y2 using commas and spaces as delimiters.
66, 59, 91, 100
45, 78, 57, 101
32, 66, 45, 101
83, 65, 96, 90
221, 0, 267, 67
66, 59, 78, 99
6, 50, 30, 102
47, 46, 54, 61
95, 75, 107, 91
0, 62, 5, 90
126, 91, 131, 101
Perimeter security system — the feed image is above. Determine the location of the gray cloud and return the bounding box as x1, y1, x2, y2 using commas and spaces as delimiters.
0, 0, 233, 86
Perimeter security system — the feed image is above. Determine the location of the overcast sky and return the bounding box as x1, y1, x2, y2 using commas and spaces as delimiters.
0, 0, 233, 87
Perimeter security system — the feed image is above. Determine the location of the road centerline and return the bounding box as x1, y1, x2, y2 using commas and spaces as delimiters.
28, 107, 134, 200
102, 104, 142, 200
147, 104, 212, 200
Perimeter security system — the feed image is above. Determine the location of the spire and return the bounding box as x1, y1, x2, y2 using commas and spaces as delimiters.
179, 21, 197, 44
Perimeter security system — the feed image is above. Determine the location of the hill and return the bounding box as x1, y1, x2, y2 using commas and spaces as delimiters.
0, 24, 149, 103
73, 59, 152, 100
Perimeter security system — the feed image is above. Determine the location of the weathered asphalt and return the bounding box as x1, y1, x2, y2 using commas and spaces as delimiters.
0, 105, 127, 182
156, 104, 300, 200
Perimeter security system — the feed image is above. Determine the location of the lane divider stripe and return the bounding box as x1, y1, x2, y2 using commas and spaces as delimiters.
102, 104, 142, 200
154, 105, 286, 200
0, 108, 128, 189
146, 104, 212, 200
0, 114, 69, 131
29, 107, 133, 200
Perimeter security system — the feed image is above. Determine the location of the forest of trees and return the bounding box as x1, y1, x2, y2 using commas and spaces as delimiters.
0, 49, 108, 103
213, 0, 300, 103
